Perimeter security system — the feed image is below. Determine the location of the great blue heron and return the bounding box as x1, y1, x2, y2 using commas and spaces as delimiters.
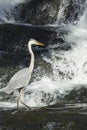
0, 39, 45, 111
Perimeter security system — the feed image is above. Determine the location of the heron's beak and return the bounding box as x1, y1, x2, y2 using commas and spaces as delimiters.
36, 41, 45, 46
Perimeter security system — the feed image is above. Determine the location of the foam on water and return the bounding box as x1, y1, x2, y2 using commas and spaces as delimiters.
0, 76, 76, 109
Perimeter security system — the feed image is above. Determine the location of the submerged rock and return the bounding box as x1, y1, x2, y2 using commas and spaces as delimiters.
0, 107, 87, 130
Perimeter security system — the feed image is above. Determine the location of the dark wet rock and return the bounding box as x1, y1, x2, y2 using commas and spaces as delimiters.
0, 0, 86, 25
0, 23, 58, 65
9, 0, 86, 25
0, 24, 57, 52
14, 0, 61, 25
0, 107, 87, 130
65, 86, 87, 102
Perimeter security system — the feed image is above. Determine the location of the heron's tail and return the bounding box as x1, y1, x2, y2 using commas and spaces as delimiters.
0, 86, 11, 94
0, 87, 6, 92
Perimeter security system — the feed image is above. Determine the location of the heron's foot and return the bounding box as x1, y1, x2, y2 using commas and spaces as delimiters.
29, 107, 37, 111
29, 108, 34, 111
25, 105, 33, 111
11, 110, 18, 114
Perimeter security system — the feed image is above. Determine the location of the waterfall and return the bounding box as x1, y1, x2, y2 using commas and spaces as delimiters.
0, 0, 87, 109
24, 0, 87, 107
54, 0, 69, 25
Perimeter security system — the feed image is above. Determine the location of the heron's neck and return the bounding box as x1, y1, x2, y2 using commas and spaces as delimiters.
28, 43, 34, 73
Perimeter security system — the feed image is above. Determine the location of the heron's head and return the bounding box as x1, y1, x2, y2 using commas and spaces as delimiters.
28, 39, 45, 46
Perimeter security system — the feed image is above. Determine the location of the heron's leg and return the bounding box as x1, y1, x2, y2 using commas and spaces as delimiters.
17, 88, 23, 111
20, 99, 31, 109
18, 87, 32, 110
17, 96, 20, 111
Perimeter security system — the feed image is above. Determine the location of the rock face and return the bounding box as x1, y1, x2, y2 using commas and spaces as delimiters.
13, 0, 85, 24
0, 0, 86, 24
14, 0, 61, 25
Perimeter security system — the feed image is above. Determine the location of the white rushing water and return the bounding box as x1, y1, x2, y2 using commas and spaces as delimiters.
55, 0, 69, 25
1, 0, 87, 110
23, 1, 87, 108
0, 0, 26, 23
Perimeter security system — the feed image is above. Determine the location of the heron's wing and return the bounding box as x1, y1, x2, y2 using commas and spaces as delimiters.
6, 68, 31, 93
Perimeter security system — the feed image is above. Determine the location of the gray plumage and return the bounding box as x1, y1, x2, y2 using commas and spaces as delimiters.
0, 39, 44, 110
4, 68, 31, 94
